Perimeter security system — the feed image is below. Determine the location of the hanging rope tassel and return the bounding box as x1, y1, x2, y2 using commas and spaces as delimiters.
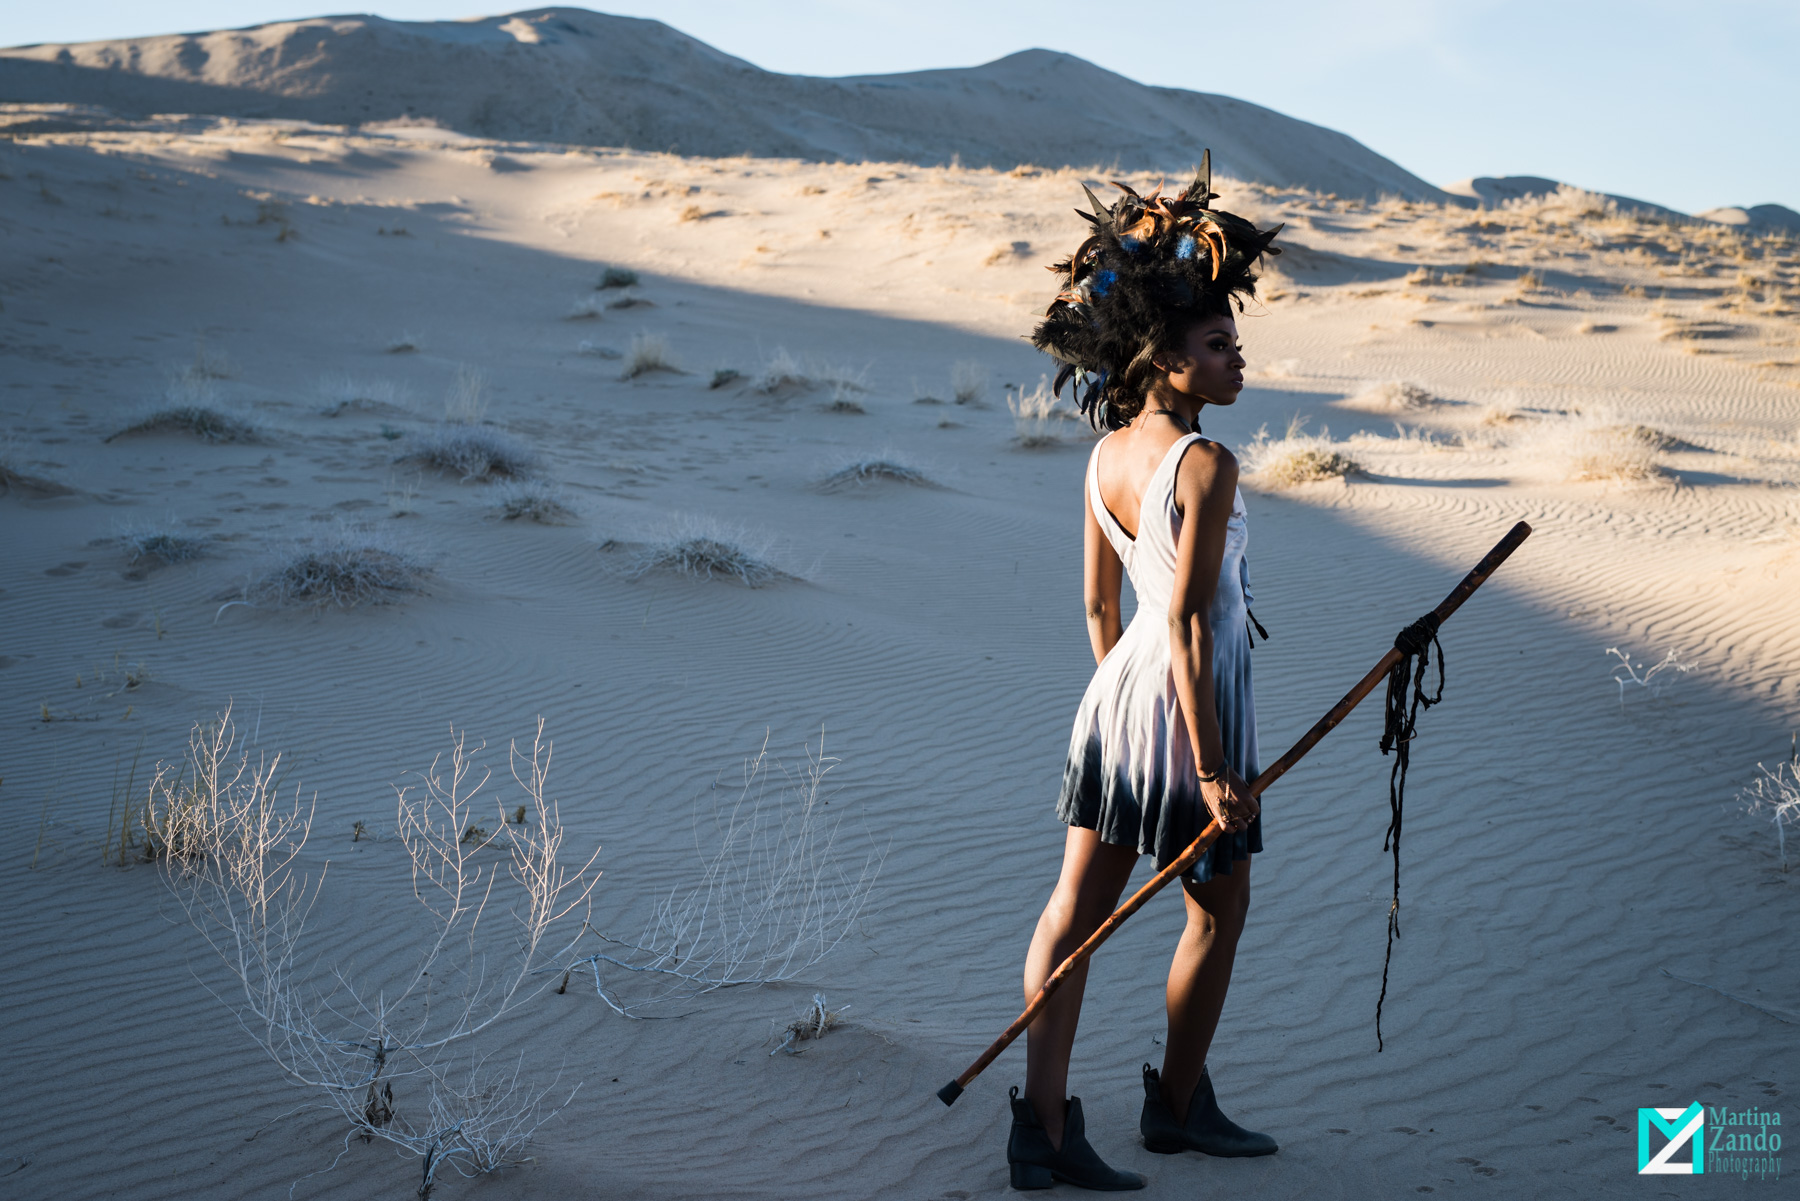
1374, 612, 1445, 1051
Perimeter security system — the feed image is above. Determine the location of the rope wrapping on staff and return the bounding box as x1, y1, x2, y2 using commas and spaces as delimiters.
1374, 612, 1445, 1051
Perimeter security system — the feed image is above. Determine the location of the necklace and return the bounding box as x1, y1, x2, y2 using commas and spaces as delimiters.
1146, 408, 1197, 433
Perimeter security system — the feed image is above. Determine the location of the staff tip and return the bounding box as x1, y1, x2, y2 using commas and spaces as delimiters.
937, 1080, 964, 1107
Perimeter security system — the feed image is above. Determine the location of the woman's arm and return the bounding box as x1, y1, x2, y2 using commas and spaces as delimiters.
1167, 443, 1258, 832
1083, 487, 1125, 665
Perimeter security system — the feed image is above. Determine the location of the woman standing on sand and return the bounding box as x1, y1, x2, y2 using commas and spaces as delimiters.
1005, 171, 1283, 1191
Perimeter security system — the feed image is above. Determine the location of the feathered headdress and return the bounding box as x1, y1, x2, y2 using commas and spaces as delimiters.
1031, 151, 1282, 430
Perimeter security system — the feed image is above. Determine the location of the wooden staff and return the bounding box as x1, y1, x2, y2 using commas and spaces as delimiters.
937, 520, 1533, 1106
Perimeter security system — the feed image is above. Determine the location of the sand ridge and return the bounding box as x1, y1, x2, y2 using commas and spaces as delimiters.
1, 112, 1796, 1198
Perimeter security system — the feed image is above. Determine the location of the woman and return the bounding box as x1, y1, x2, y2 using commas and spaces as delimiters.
1006, 171, 1283, 1191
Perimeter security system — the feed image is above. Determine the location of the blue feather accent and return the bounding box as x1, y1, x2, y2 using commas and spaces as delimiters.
1120, 235, 1143, 255
1176, 234, 1197, 260
1091, 269, 1118, 297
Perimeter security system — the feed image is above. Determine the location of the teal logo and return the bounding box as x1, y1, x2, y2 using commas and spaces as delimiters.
1639, 1104, 1704, 1174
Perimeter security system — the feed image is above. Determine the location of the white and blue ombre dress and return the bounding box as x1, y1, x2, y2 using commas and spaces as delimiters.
1057, 432, 1262, 883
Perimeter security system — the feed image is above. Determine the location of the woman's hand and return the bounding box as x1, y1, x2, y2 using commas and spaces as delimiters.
1200, 766, 1259, 834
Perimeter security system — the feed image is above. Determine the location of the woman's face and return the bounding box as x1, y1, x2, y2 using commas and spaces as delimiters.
1157, 316, 1245, 406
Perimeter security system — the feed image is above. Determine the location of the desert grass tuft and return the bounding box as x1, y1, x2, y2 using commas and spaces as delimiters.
108, 393, 260, 444
0, 444, 71, 497
597, 265, 639, 289
626, 516, 792, 587
247, 525, 428, 608
442, 364, 489, 424
753, 348, 866, 400
1007, 377, 1083, 448
492, 480, 576, 524
1241, 417, 1367, 487
1342, 380, 1441, 412
710, 368, 742, 390
118, 522, 206, 567
621, 332, 682, 380
398, 424, 537, 481
951, 360, 987, 405
566, 295, 607, 321
385, 332, 422, 354
817, 456, 932, 492
318, 374, 408, 416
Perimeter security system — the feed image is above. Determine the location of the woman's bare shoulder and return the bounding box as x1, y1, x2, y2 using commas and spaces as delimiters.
1176, 436, 1239, 485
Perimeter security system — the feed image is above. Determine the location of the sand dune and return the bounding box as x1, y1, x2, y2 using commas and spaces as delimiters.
2, 108, 1797, 1199
0, 7, 1444, 199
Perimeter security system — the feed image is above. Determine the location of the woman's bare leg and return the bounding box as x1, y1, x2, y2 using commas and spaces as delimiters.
1160, 858, 1250, 1121
1023, 825, 1139, 1149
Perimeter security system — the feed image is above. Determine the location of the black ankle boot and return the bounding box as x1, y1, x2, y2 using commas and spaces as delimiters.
1139, 1064, 1278, 1157
1007, 1087, 1146, 1191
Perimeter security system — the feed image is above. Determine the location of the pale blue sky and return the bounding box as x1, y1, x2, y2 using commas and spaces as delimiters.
4, 1, 1793, 214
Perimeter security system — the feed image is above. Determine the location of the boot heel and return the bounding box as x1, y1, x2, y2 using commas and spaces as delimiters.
1010, 1162, 1055, 1190
1142, 1137, 1182, 1156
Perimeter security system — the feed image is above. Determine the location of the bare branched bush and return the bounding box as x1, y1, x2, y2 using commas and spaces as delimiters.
399, 425, 537, 481
1740, 747, 1800, 870
951, 360, 987, 405
159, 709, 601, 1196
246, 525, 428, 608
1241, 417, 1367, 487
492, 480, 576, 524
621, 332, 682, 380
566, 734, 880, 1015
626, 515, 792, 587
1605, 647, 1694, 706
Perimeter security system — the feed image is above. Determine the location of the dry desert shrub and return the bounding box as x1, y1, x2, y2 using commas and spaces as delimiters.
597, 265, 639, 289
753, 347, 866, 402
1739, 747, 1800, 870
621, 332, 682, 379
117, 522, 205, 567
492, 479, 576, 524
1241, 417, 1367, 487
770, 993, 847, 1055
951, 360, 987, 405
0, 443, 70, 497
399, 424, 537, 481
1343, 380, 1441, 412
246, 525, 427, 608
1531, 411, 1680, 482
155, 709, 600, 1193
1007, 377, 1084, 448
442, 364, 489, 424
566, 733, 880, 1016
625, 515, 791, 587
107, 397, 260, 444
318, 374, 409, 416
817, 455, 932, 491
